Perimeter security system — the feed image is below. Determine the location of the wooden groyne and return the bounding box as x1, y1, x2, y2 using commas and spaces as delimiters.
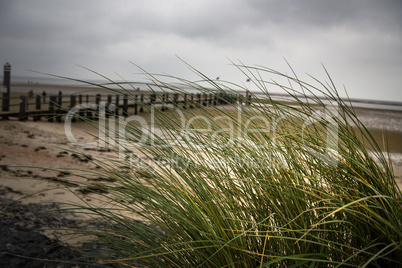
0, 91, 241, 122
1, 62, 254, 122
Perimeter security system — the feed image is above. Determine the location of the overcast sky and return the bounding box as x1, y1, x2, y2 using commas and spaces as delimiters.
1, 0, 402, 101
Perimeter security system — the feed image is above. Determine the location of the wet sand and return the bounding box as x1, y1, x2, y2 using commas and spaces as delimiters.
0, 120, 110, 201
0, 120, 120, 266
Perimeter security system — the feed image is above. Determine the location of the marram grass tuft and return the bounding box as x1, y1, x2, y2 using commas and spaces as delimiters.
62, 63, 401, 267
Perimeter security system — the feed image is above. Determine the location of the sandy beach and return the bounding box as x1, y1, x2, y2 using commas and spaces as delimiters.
0, 101, 401, 265
1, 107, 401, 205
0, 119, 122, 266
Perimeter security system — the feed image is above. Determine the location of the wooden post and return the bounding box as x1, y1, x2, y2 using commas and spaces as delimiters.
2, 63, 11, 119
173, 93, 178, 109
166, 93, 170, 110
95, 94, 101, 120
56, 92, 62, 122
19, 96, 27, 121
183, 93, 187, 109
190, 93, 194, 108
139, 94, 144, 113
202, 93, 207, 106
78, 95, 84, 119
246, 91, 251, 105
85, 94, 92, 119
209, 93, 213, 106
150, 93, 156, 105
34, 94, 41, 121
95, 94, 101, 107
57, 91, 62, 107
197, 93, 201, 106
70, 95, 76, 107
115, 94, 120, 117
70, 95, 76, 122
149, 93, 155, 113
106, 94, 112, 116
48, 96, 56, 122
161, 94, 166, 111
134, 95, 139, 115
123, 94, 128, 117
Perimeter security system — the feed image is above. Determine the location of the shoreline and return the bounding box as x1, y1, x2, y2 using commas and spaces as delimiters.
8, 82, 402, 111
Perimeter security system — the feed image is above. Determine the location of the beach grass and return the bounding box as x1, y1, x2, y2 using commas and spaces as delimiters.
59, 63, 401, 267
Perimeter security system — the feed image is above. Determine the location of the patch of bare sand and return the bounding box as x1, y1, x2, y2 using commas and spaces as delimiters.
0, 120, 107, 203
0, 119, 135, 247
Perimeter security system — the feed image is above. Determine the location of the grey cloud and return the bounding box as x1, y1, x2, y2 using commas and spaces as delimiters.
248, 0, 402, 30
0, 0, 401, 101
